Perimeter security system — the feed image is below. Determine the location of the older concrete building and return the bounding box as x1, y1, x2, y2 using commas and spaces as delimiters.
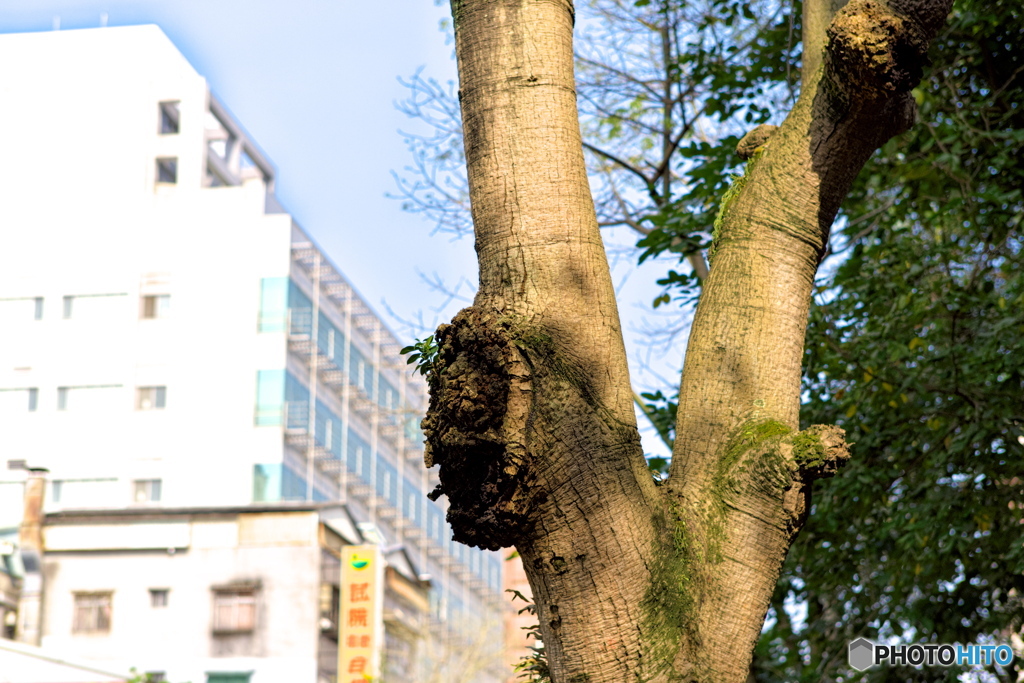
36, 505, 410, 683
0, 24, 506, 683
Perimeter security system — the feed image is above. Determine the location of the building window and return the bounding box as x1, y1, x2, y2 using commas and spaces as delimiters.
61, 293, 127, 320
141, 294, 171, 319
206, 674, 252, 683
52, 480, 62, 503
257, 278, 288, 332
136, 386, 167, 410
58, 385, 123, 412
0, 387, 37, 412
72, 592, 112, 634
134, 479, 162, 503
156, 157, 178, 184
3, 609, 15, 639
158, 101, 180, 135
254, 370, 285, 426
0, 296, 43, 321
212, 588, 257, 633
319, 583, 340, 633
149, 589, 169, 608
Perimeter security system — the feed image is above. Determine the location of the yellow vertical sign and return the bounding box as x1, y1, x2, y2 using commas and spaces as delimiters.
339, 544, 383, 682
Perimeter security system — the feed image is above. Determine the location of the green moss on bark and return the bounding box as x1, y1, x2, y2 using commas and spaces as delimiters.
639, 418, 794, 681
709, 150, 765, 263
450, 0, 464, 30
639, 505, 699, 682
791, 431, 827, 468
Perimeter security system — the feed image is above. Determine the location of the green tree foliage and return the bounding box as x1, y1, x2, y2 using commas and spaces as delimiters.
752, 2, 1024, 680
632, 0, 800, 305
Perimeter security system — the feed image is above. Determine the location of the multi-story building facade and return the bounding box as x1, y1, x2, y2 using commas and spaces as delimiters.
0, 24, 505, 683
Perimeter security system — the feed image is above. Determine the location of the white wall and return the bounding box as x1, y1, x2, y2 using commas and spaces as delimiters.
0, 26, 508, 679
0, 26, 293, 510
40, 513, 321, 683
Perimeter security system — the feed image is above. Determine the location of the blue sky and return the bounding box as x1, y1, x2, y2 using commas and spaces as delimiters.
0, 0, 678, 455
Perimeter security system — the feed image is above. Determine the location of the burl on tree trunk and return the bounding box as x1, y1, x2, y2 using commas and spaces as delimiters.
421, 0, 952, 681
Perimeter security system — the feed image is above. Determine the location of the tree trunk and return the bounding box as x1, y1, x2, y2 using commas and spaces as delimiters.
424, 0, 953, 681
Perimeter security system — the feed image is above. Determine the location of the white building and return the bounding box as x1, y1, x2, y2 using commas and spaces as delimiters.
0, 25, 505, 683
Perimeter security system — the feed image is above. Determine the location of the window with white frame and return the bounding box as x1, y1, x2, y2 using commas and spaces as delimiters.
149, 588, 169, 608
57, 385, 122, 412
156, 157, 178, 184
158, 101, 180, 135
133, 479, 162, 503
62, 293, 127, 320
136, 386, 166, 410
72, 592, 112, 634
212, 587, 257, 633
51, 478, 118, 507
0, 388, 37, 412
141, 294, 171, 319
0, 297, 43, 321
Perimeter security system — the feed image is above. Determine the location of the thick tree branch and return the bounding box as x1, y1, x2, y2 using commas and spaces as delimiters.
803, 0, 851, 86
429, 1, 662, 680
667, 0, 953, 678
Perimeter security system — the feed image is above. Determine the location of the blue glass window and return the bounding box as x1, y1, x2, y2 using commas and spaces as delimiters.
328, 411, 343, 457
349, 346, 365, 392
376, 458, 398, 504
405, 417, 424, 446
427, 502, 445, 545
253, 463, 307, 502
288, 281, 312, 336
347, 428, 372, 482
363, 363, 374, 397
333, 328, 346, 363
258, 278, 288, 332
281, 465, 306, 500
314, 409, 332, 447
317, 312, 334, 358
254, 370, 285, 425
402, 477, 421, 525
379, 377, 398, 410
284, 373, 310, 429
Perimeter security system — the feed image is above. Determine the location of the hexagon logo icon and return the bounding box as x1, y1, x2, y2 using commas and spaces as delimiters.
848, 638, 876, 671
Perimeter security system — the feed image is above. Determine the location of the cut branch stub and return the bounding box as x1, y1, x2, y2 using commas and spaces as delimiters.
826, 0, 948, 99
420, 307, 534, 550
711, 419, 852, 531
735, 124, 779, 161
791, 424, 852, 480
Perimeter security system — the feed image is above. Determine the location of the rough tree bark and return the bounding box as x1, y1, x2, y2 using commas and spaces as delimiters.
422, 0, 953, 681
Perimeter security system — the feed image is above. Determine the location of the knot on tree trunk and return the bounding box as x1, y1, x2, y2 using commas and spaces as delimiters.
736, 124, 778, 160
791, 424, 852, 480
421, 307, 535, 550
826, 0, 947, 99
714, 419, 852, 506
